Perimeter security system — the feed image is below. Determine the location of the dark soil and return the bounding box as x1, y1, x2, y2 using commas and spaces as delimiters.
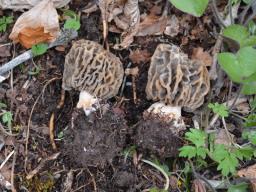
63, 108, 128, 167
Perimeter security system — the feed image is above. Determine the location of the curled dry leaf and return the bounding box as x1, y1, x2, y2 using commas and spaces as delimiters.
137, 6, 180, 37
0, 0, 70, 10
192, 47, 213, 67
9, 0, 59, 48
237, 164, 256, 191
129, 49, 151, 64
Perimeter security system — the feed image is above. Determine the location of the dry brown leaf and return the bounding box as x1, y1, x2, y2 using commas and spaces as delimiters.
137, 6, 167, 36
238, 164, 256, 191
214, 129, 234, 146
9, 0, 59, 48
193, 179, 207, 192
192, 47, 213, 67
0, 0, 70, 10
129, 49, 151, 64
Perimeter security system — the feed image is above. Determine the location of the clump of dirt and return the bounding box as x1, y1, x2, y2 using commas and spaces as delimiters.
113, 170, 136, 189
134, 117, 184, 158
63, 107, 129, 167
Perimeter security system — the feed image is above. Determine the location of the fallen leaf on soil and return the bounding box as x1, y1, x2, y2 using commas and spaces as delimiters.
9, 0, 59, 48
192, 47, 213, 67
0, 0, 70, 10
237, 164, 256, 191
193, 179, 207, 192
214, 129, 234, 146
235, 101, 250, 115
0, 44, 11, 57
137, 6, 167, 36
129, 49, 151, 64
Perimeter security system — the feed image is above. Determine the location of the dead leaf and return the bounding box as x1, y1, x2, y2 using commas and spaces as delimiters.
9, 0, 59, 48
0, 0, 70, 10
214, 129, 234, 146
0, 44, 11, 57
238, 164, 256, 191
137, 6, 167, 36
164, 15, 180, 37
193, 179, 207, 192
192, 47, 213, 67
129, 49, 151, 64
235, 102, 250, 115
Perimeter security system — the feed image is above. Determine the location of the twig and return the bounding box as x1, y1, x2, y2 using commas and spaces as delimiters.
239, 0, 256, 24
11, 150, 17, 192
24, 77, 60, 172
210, 0, 227, 28
49, 113, 57, 150
228, 0, 234, 24
0, 29, 78, 75
0, 123, 19, 136
142, 159, 170, 191
26, 152, 60, 180
189, 160, 217, 192
209, 34, 223, 80
0, 150, 15, 170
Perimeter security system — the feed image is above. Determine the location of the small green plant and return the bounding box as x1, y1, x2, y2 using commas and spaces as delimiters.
0, 16, 13, 32
218, 24, 256, 95
2, 111, 13, 128
227, 182, 249, 192
62, 9, 81, 31
208, 103, 229, 117
28, 66, 41, 76
179, 128, 254, 176
31, 43, 48, 56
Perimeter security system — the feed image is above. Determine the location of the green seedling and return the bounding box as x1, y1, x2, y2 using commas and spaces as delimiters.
0, 16, 13, 32
208, 103, 229, 117
31, 43, 48, 57
62, 9, 81, 31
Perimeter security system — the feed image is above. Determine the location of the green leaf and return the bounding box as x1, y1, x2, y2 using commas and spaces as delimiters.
228, 182, 249, 192
64, 18, 80, 31
185, 128, 207, 147
2, 111, 13, 128
0, 102, 7, 109
223, 25, 249, 46
218, 47, 256, 83
179, 146, 197, 158
217, 152, 238, 176
248, 20, 256, 35
196, 147, 208, 159
169, 0, 209, 17
213, 145, 239, 176
208, 103, 229, 117
0, 16, 13, 32
234, 147, 254, 160
31, 43, 48, 56
241, 82, 256, 95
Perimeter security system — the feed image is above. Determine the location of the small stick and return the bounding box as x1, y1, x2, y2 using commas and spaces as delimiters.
26, 152, 60, 180
11, 150, 17, 192
0, 29, 78, 75
49, 113, 57, 150
0, 150, 15, 170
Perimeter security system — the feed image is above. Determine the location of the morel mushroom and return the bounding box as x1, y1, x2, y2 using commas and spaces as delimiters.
62, 40, 124, 115
145, 43, 210, 121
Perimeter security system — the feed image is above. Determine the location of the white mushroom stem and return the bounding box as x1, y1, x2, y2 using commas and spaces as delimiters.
77, 91, 99, 116
147, 102, 182, 120
147, 102, 184, 128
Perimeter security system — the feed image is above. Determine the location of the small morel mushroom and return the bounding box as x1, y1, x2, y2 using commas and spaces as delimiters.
134, 44, 210, 158
145, 43, 210, 121
62, 39, 124, 115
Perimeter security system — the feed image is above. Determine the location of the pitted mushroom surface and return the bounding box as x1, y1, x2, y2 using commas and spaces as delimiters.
62, 39, 124, 115
146, 43, 210, 112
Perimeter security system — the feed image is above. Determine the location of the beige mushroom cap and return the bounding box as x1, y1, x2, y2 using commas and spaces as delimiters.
62, 39, 124, 99
146, 44, 210, 112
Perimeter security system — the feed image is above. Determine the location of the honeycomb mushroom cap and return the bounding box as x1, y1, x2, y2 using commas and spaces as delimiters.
62, 39, 124, 99
146, 44, 210, 112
